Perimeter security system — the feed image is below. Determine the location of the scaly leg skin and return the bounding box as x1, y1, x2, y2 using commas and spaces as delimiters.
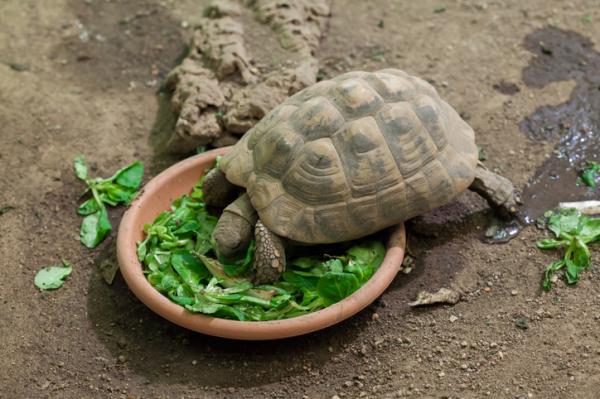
469, 161, 520, 219
212, 193, 257, 260
253, 220, 286, 284
202, 168, 238, 208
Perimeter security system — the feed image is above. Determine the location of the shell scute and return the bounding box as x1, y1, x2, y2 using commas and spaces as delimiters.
281, 139, 350, 205
375, 103, 438, 178
330, 78, 384, 118
290, 97, 345, 140
364, 72, 417, 102
253, 125, 304, 178
332, 117, 402, 197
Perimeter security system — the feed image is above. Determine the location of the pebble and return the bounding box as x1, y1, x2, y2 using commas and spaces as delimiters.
332, 395, 341, 399
192, 360, 197, 365
438, 372, 445, 378
372, 313, 380, 321
460, 341, 468, 348
449, 315, 458, 323
511, 290, 518, 296
117, 355, 127, 363
181, 21, 190, 28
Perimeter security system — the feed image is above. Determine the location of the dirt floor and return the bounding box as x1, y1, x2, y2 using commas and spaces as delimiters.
2, 0, 600, 398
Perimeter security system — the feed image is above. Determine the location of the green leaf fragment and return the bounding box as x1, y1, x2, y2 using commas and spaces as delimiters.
34, 261, 73, 290
171, 251, 210, 286
477, 146, 487, 161
77, 198, 100, 215
0, 205, 15, 216
580, 218, 600, 242
536, 238, 563, 249
80, 207, 112, 248
580, 161, 600, 188
434, 4, 447, 13
73, 155, 88, 180
317, 272, 360, 305
113, 161, 144, 189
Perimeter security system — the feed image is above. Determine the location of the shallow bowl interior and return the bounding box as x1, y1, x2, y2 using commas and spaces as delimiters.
116, 147, 406, 340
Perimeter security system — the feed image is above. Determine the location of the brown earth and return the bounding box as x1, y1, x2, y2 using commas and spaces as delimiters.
2, 1, 600, 398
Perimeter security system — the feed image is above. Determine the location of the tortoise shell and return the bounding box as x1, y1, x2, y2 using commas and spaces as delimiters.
220, 69, 478, 244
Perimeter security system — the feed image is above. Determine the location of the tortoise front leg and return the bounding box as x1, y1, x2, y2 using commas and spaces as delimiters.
203, 168, 238, 208
212, 193, 257, 260
253, 220, 286, 284
469, 162, 520, 218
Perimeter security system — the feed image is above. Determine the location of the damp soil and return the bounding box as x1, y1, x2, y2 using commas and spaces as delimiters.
3, 1, 600, 398
519, 27, 600, 221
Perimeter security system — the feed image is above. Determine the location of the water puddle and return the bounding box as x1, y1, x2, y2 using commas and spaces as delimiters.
518, 27, 600, 222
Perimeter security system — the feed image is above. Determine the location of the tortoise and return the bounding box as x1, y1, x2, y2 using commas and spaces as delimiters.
203, 69, 519, 283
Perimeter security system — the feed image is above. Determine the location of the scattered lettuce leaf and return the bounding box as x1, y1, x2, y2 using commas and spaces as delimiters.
538, 208, 600, 291
34, 261, 73, 290
74, 156, 144, 248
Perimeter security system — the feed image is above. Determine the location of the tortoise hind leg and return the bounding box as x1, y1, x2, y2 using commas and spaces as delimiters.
253, 220, 286, 284
469, 162, 520, 219
203, 168, 238, 207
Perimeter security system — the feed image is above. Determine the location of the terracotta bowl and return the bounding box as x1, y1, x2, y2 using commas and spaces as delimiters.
117, 147, 406, 340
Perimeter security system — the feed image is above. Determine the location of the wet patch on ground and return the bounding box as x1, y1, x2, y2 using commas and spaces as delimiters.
519, 27, 600, 220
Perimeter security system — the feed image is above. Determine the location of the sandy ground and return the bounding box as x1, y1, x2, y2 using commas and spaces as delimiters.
2, 0, 600, 398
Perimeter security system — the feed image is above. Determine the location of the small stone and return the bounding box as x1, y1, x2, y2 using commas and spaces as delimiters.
192, 360, 197, 365
438, 371, 445, 378
343, 381, 352, 388
490, 342, 498, 348
117, 355, 127, 363
510, 290, 518, 296
372, 313, 380, 321
117, 338, 127, 349
449, 315, 458, 323
332, 395, 341, 399
181, 21, 190, 28
460, 341, 468, 348
483, 287, 491, 293
460, 364, 467, 370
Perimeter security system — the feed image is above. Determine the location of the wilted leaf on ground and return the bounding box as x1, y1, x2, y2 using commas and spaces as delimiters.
34, 261, 73, 290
